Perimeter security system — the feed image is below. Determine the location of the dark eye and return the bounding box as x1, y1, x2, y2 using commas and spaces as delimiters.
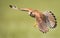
30, 12, 32, 15
30, 12, 35, 18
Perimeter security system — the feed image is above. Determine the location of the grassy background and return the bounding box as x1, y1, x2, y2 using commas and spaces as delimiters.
0, 0, 60, 38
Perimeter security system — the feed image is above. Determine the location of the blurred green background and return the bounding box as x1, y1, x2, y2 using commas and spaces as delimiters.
0, 0, 60, 38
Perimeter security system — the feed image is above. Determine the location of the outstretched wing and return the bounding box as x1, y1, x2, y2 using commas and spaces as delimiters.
35, 13, 49, 33
43, 11, 57, 28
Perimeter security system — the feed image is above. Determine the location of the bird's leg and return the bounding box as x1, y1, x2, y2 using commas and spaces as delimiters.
33, 22, 38, 27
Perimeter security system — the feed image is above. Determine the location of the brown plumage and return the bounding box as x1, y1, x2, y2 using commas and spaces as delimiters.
9, 5, 57, 33
31, 10, 49, 33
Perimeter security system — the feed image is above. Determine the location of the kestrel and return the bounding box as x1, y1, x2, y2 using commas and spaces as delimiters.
9, 5, 57, 33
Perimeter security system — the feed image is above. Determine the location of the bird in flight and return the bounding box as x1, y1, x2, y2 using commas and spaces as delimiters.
9, 5, 57, 33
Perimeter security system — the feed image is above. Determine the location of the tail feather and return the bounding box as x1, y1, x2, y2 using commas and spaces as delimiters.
43, 11, 57, 28
49, 11, 57, 28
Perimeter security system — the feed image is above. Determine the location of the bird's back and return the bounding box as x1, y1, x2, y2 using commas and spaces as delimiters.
33, 10, 49, 33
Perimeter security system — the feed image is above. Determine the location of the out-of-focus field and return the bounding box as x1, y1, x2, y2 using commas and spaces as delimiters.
0, 0, 60, 38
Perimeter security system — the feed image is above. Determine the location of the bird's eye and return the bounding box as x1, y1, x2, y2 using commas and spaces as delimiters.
30, 12, 35, 18
30, 12, 32, 15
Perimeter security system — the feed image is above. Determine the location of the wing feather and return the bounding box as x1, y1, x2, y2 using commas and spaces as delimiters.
35, 13, 49, 33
